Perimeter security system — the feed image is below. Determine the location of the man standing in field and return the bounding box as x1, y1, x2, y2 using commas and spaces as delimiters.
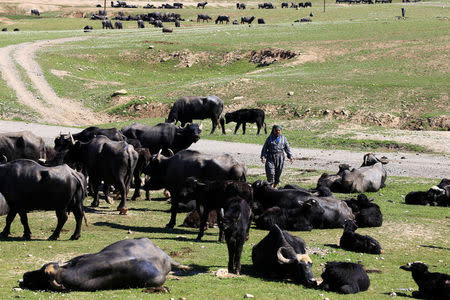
260, 125, 294, 187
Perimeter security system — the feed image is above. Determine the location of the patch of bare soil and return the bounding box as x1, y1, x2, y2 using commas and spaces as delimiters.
128, 102, 171, 118
50, 69, 123, 89
249, 48, 299, 67
157, 49, 211, 68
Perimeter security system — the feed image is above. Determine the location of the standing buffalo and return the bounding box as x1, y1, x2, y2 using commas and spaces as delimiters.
225, 108, 267, 134
197, 14, 212, 22
197, 1, 208, 8
137, 19, 145, 28
21, 238, 189, 291
0, 131, 47, 162
215, 15, 230, 24
166, 95, 226, 134
241, 16, 255, 24
114, 21, 123, 29
121, 122, 202, 155
31, 9, 40, 16
63, 136, 138, 213
252, 224, 317, 287
102, 20, 114, 29
0, 160, 86, 240
317, 153, 388, 193
54, 126, 126, 151
143, 149, 247, 228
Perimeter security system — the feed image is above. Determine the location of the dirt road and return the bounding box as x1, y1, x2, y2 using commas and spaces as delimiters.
0, 37, 108, 125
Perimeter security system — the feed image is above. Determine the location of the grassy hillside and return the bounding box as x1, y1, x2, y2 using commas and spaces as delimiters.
0, 1, 448, 131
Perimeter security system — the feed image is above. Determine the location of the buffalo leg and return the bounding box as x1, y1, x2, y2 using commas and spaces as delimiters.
234, 241, 244, 274
218, 213, 224, 242
70, 206, 83, 240
227, 241, 236, 273
233, 123, 241, 134
166, 198, 178, 228
48, 210, 68, 240
220, 117, 226, 134
116, 180, 127, 211
18, 210, 31, 240
196, 206, 209, 240
91, 178, 101, 207
103, 184, 112, 204
131, 173, 142, 200
210, 118, 218, 134
0, 209, 17, 238
256, 123, 261, 135
242, 123, 246, 135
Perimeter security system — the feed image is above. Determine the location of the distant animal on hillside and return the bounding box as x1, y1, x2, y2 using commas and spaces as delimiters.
197, 1, 208, 8
225, 108, 267, 134
197, 14, 212, 22
241, 16, 255, 24
102, 20, 114, 29
31, 9, 40, 16
114, 21, 123, 29
215, 15, 230, 24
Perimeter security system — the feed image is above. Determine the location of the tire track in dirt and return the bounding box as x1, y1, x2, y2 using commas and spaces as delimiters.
0, 37, 109, 126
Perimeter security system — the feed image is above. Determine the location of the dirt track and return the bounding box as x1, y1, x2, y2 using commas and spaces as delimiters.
0, 37, 108, 125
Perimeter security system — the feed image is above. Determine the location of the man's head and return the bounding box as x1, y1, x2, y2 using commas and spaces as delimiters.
272, 125, 282, 137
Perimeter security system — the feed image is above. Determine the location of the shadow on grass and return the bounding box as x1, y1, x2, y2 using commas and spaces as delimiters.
93, 221, 202, 236
171, 264, 213, 277
420, 244, 450, 251
324, 243, 340, 249
382, 292, 414, 298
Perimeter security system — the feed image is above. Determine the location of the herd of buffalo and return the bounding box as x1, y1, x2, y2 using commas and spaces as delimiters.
0, 95, 448, 297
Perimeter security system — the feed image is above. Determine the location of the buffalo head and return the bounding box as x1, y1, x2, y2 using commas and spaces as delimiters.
276, 246, 317, 287
361, 153, 388, 167
400, 261, 429, 273
21, 262, 65, 291
54, 133, 75, 152
183, 123, 202, 143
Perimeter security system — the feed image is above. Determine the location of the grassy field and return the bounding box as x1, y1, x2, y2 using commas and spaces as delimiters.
0, 172, 448, 299
0, 1, 448, 132
0, 2, 449, 299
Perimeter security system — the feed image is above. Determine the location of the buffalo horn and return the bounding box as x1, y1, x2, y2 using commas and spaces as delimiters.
157, 149, 162, 155
0, 155, 7, 163
277, 247, 294, 264
220, 208, 225, 219
69, 132, 75, 145
49, 279, 65, 290
167, 148, 174, 157
199, 123, 203, 131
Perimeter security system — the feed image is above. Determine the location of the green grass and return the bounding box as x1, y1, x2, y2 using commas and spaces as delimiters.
0, 173, 448, 299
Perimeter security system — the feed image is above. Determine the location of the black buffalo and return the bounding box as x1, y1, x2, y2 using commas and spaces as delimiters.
137, 19, 145, 28
252, 224, 317, 286
225, 108, 267, 134
102, 20, 114, 29
400, 262, 450, 300
197, 14, 212, 22
143, 149, 247, 228
63, 136, 138, 213
215, 15, 230, 24
114, 21, 123, 29
31, 9, 40, 16
252, 180, 354, 229
405, 178, 449, 207
317, 153, 388, 193
339, 220, 383, 254
121, 122, 201, 155
178, 178, 253, 241
54, 126, 126, 151
0, 131, 47, 162
21, 238, 189, 291
254, 199, 324, 231
241, 16, 255, 24
344, 194, 382, 227
0, 160, 86, 240
83, 25, 93, 32
319, 261, 370, 294
197, 1, 208, 8
166, 95, 225, 134
221, 197, 251, 274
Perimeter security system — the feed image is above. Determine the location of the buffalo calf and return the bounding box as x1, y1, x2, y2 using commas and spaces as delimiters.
225, 108, 267, 135
319, 261, 370, 294
339, 220, 383, 254
400, 262, 450, 299
221, 197, 251, 274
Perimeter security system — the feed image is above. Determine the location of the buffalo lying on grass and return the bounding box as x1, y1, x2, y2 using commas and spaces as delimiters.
317, 153, 388, 193
21, 238, 189, 291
